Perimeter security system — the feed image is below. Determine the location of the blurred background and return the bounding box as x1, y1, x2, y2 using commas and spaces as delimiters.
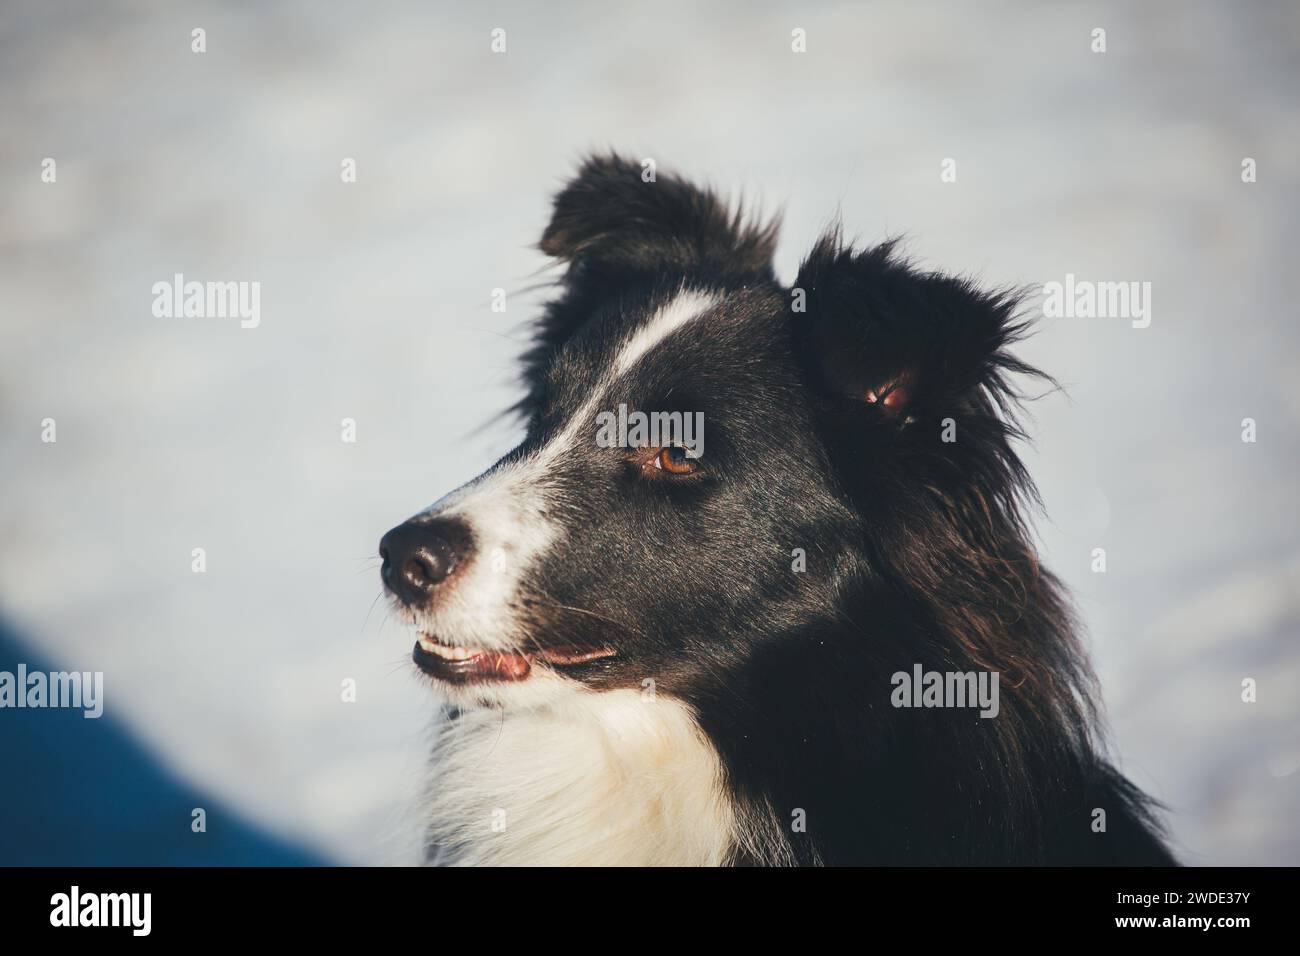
1, 0, 1297, 865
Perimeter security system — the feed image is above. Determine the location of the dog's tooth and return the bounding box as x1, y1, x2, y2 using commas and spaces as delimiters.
415, 633, 486, 661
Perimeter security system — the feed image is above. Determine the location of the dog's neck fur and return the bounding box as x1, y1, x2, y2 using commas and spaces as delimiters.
424, 689, 741, 866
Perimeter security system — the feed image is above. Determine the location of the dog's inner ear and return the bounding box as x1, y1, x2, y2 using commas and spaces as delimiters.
828, 358, 921, 423
794, 231, 1027, 423
864, 375, 912, 413
805, 275, 926, 421
539, 153, 778, 279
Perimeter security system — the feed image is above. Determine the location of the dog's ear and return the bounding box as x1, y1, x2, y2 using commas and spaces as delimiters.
791, 230, 1037, 427
789, 227, 1052, 523
539, 153, 778, 278
516, 155, 778, 419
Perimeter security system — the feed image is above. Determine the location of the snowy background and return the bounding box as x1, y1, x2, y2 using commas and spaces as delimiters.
1, 0, 1297, 864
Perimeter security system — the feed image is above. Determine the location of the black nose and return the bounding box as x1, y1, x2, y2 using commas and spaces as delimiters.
379, 518, 471, 606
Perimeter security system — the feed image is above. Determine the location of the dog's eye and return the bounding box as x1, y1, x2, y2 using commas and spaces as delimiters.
653, 446, 699, 476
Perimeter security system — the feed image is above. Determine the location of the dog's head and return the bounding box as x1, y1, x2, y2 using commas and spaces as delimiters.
380, 154, 1040, 710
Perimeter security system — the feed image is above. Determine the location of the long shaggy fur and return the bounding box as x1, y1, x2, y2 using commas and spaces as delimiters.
394, 153, 1174, 866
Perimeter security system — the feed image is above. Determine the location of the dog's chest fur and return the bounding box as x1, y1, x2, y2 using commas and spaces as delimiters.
425, 690, 737, 866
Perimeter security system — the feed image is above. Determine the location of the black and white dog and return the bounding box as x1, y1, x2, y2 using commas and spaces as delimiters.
379, 155, 1174, 866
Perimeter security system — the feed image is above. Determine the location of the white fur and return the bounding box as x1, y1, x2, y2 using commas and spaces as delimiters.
423, 689, 739, 866
613, 288, 721, 375
405, 288, 722, 665
412, 461, 555, 654
400, 288, 804, 864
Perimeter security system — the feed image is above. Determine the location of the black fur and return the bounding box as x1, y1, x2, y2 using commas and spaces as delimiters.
510, 154, 1174, 865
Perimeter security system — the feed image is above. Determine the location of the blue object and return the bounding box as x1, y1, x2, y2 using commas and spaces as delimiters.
0, 615, 324, 866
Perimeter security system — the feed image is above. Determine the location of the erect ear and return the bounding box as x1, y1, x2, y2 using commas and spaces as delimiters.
539, 153, 778, 279
791, 230, 1036, 424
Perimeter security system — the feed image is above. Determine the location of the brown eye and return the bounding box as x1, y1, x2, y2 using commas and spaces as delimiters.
655, 445, 699, 475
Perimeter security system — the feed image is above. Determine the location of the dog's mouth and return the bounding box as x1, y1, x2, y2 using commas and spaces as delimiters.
413, 632, 616, 683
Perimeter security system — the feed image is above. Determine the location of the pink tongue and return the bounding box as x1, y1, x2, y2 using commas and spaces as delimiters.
482, 652, 531, 680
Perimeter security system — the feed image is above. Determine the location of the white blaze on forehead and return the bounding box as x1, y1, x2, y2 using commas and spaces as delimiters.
410, 288, 722, 652
613, 289, 722, 376
531, 286, 723, 470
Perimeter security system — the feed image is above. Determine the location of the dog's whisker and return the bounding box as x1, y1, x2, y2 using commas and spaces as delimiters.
361, 591, 385, 636
520, 596, 645, 641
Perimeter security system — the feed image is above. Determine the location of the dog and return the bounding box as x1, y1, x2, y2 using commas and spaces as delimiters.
379, 154, 1175, 866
